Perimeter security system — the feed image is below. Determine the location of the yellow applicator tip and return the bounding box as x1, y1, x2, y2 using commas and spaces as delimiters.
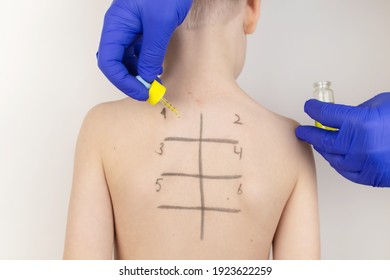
159, 97, 181, 118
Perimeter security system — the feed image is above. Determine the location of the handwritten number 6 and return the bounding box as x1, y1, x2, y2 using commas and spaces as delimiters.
237, 184, 243, 195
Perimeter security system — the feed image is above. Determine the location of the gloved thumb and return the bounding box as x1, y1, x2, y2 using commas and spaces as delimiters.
304, 99, 355, 129
137, 26, 172, 82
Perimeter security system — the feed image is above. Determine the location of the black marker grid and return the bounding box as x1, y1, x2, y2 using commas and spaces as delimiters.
158, 114, 242, 240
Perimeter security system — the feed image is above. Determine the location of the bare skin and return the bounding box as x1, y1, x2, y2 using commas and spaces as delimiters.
64, 0, 320, 260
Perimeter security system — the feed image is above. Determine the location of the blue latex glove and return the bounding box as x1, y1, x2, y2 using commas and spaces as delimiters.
296, 93, 390, 187
97, 0, 193, 101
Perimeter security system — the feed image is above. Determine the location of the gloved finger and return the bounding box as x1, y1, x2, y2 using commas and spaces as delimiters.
304, 99, 356, 128
334, 169, 385, 187
98, 42, 148, 101
358, 92, 390, 108
345, 157, 390, 187
313, 148, 366, 173
137, 0, 193, 82
339, 170, 374, 187
97, 8, 148, 100
134, 37, 143, 57
314, 147, 387, 187
296, 125, 344, 154
313, 145, 342, 167
137, 22, 175, 82
133, 41, 164, 77
122, 46, 139, 76
313, 146, 363, 184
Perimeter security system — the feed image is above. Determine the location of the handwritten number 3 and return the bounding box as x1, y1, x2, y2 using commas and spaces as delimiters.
155, 143, 164, 155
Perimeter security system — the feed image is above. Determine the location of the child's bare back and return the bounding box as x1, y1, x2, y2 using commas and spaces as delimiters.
65, 83, 319, 259
64, 0, 319, 260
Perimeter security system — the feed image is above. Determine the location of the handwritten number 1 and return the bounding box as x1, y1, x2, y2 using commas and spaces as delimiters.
161, 108, 167, 119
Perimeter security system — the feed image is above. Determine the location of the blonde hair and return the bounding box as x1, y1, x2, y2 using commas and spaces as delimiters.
185, 0, 245, 30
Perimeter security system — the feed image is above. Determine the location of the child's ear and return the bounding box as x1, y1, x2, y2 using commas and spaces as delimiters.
244, 0, 261, 34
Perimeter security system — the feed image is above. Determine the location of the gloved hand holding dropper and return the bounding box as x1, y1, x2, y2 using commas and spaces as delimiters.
296, 93, 390, 187
96, 0, 193, 101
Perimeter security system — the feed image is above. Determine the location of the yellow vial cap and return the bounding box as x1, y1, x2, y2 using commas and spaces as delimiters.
147, 80, 167, 105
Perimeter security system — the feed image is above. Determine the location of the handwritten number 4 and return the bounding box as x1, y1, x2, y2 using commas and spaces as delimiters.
234, 146, 243, 160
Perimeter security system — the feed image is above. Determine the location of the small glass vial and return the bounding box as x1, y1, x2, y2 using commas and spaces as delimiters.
313, 81, 337, 130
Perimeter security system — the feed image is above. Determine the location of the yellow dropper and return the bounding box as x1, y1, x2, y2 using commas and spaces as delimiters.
159, 97, 181, 118
136, 76, 181, 118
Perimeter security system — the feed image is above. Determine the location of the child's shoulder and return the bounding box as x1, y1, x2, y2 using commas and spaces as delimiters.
78, 98, 151, 140
83, 98, 152, 125
244, 99, 312, 162
267, 110, 314, 171
241, 97, 298, 133
86, 97, 147, 116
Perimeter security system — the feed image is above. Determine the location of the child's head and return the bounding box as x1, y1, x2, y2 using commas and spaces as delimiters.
185, 0, 245, 30
184, 0, 260, 34
164, 0, 261, 81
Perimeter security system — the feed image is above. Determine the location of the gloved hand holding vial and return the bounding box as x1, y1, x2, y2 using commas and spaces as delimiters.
296, 89, 390, 187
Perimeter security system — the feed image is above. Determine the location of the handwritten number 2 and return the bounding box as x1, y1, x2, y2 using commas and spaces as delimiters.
234, 114, 243, 125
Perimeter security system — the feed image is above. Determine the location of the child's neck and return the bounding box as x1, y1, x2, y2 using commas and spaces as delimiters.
162, 25, 246, 103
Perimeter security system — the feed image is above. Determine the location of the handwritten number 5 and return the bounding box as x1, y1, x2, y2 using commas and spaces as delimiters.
155, 178, 163, 192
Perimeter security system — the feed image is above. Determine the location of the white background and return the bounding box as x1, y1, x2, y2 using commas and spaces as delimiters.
1, 0, 390, 259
